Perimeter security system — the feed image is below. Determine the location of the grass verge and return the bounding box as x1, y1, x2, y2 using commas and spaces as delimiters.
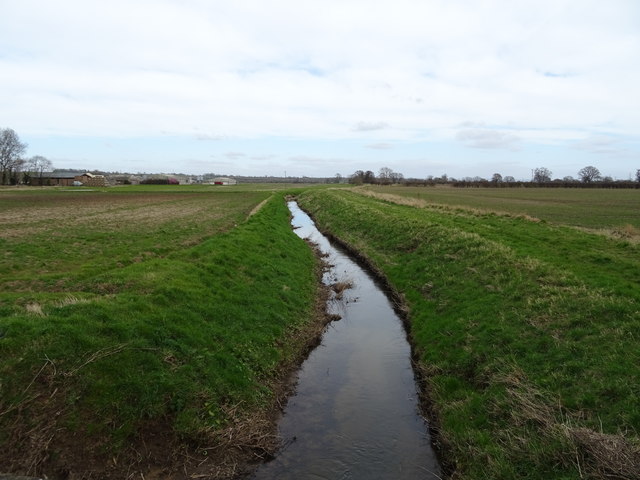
0, 190, 324, 479
297, 188, 640, 480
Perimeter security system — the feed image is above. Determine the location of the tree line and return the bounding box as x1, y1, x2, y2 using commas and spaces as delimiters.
0, 127, 52, 185
2, 126, 639, 188
350, 166, 640, 188
349, 167, 404, 185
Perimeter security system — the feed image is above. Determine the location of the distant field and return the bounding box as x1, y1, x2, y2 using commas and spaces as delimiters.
364, 185, 640, 229
0, 187, 263, 291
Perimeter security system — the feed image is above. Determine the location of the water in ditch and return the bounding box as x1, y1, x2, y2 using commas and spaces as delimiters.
249, 201, 440, 479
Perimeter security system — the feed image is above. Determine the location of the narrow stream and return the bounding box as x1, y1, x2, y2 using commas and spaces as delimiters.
249, 201, 440, 479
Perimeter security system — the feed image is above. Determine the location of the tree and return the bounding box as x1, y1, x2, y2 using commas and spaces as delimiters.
378, 167, 403, 184
491, 173, 503, 183
27, 155, 53, 185
390, 171, 404, 183
349, 170, 365, 184
349, 169, 376, 184
363, 170, 375, 184
503, 175, 516, 183
378, 166, 393, 183
0, 128, 28, 185
635, 169, 640, 183
578, 165, 601, 183
533, 167, 552, 183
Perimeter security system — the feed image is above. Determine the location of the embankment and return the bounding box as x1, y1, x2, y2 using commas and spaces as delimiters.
297, 188, 640, 480
0, 193, 326, 479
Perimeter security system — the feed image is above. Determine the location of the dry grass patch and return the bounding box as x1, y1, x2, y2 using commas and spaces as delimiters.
247, 197, 272, 218
353, 187, 542, 223
25, 302, 46, 316
500, 370, 640, 480
330, 280, 354, 300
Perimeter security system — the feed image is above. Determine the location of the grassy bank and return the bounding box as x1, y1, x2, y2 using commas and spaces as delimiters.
297, 189, 640, 480
0, 187, 321, 478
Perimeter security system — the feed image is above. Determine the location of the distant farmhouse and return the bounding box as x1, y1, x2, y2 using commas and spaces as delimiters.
210, 177, 237, 185
31, 172, 108, 187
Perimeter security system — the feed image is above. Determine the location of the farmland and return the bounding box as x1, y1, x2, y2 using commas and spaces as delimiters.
0, 185, 325, 478
1, 184, 639, 479
361, 185, 640, 230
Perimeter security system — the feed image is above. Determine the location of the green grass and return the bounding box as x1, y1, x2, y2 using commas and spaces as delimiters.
364, 185, 640, 229
2, 183, 638, 477
0, 187, 320, 469
297, 188, 640, 480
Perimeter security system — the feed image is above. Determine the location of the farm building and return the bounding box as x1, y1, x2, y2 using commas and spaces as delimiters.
31, 172, 108, 187
210, 177, 237, 185
75, 173, 108, 186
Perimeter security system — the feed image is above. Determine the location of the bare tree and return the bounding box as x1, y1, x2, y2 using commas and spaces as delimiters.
635, 169, 640, 183
349, 169, 377, 184
7, 157, 27, 185
532, 167, 552, 183
378, 166, 393, 179
363, 170, 375, 184
491, 173, 503, 183
378, 167, 393, 185
0, 128, 28, 185
390, 171, 404, 183
27, 155, 53, 185
578, 165, 601, 183
378, 167, 403, 184
349, 170, 365, 184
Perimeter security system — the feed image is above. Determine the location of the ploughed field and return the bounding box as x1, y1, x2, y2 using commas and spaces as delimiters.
297, 188, 640, 480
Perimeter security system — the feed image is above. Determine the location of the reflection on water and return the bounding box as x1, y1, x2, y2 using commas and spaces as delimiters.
249, 201, 440, 479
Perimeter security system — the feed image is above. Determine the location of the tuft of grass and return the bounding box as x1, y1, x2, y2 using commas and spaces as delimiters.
298, 188, 640, 480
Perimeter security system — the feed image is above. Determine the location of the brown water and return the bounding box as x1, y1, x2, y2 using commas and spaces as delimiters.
249, 201, 440, 479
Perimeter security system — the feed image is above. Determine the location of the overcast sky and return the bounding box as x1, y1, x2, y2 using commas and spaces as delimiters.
2, 0, 639, 179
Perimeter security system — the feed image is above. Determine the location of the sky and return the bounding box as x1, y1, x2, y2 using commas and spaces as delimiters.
1, 0, 639, 180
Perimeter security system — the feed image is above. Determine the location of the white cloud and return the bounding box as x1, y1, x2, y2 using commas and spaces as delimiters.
456, 129, 522, 151
224, 152, 247, 160
572, 135, 625, 155
1, 0, 639, 177
366, 143, 394, 150
352, 121, 390, 132
194, 133, 228, 141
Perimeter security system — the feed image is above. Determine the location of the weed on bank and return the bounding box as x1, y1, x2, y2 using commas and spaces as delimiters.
298, 189, 640, 480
